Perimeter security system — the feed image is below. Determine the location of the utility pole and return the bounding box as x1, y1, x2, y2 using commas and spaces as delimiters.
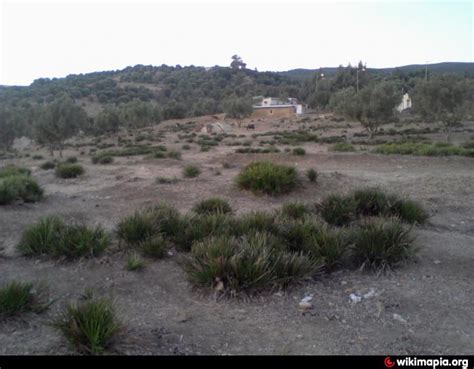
425, 60, 431, 82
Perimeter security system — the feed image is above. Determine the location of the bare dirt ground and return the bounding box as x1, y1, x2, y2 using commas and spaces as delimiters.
1, 116, 473, 355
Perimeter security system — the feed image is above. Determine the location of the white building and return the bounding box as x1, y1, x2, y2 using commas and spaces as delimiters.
397, 93, 412, 112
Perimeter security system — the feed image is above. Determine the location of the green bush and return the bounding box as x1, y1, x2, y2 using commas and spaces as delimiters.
0, 175, 44, 205
0, 165, 31, 178
318, 194, 356, 226
0, 281, 45, 319
65, 157, 78, 164
40, 161, 56, 170
167, 150, 182, 160
116, 211, 157, 246
139, 234, 169, 259
17, 217, 109, 259
53, 297, 121, 354
236, 161, 299, 196
351, 217, 416, 272
183, 165, 201, 178
156, 176, 179, 184
192, 198, 233, 215
374, 142, 473, 157
183, 233, 317, 294
330, 142, 355, 152
55, 163, 85, 178
280, 202, 310, 219
292, 147, 306, 155
306, 168, 318, 182
92, 154, 114, 164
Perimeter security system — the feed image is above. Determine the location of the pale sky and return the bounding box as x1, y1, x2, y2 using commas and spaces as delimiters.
1, 0, 473, 86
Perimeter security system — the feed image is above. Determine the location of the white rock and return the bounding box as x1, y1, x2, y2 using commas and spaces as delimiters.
393, 313, 407, 324
433, 260, 441, 265
363, 288, 376, 299
299, 301, 313, 310
301, 294, 313, 303
350, 293, 362, 303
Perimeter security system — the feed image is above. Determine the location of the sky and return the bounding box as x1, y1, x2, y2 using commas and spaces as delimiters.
0, 0, 473, 86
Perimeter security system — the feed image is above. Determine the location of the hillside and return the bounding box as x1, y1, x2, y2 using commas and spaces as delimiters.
278, 62, 474, 80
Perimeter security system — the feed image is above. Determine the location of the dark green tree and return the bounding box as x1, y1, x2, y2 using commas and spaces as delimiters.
223, 97, 253, 127
34, 95, 88, 156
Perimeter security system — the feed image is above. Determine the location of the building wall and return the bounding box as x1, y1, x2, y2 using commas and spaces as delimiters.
252, 106, 296, 118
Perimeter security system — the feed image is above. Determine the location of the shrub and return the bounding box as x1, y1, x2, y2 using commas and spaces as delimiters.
232, 211, 277, 236
303, 224, 350, 271
373, 142, 472, 157
65, 157, 78, 164
53, 297, 121, 354
183, 165, 201, 178
236, 161, 299, 196
292, 147, 306, 155
306, 168, 318, 182
40, 161, 56, 170
140, 234, 169, 259
280, 202, 310, 219
318, 194, 356, 226
116, 211, 157, 246
389, 197, 429, 224
0, 281, 45, 319
167, 150, 182, 160
126, 253, 145, 271
32, 155, 44, 160
0, 165, 31, 178
182, 144, 191, 150
330, 142, 355, 152
173, 213, 233, 251
192, 198, 233, 215
92, 154, 114, 164
17, 217, 109, 259
156, 176, 179, 184
183, 233, 316, 294
55, 163, 85, 178
351, 217, 416, 272
353, 188, 391, 217
0, 175, 44, 205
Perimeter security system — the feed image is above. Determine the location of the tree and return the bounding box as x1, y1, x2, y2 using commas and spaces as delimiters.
223, 97, 253, 127
94, 106, 122, 135
331, 82, 401, 138
34, 95, 88, 157
0, 108, 19, 150
119, 99, 160, 130
413, 75, 468, 141
230, 55, 247, 71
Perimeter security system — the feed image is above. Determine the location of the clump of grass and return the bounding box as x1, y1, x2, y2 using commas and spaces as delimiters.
236, 161, 299, 196
126, 253, 145, 271
192, 198, 233, 215
32, 154, 44, 160
182, 144, 191, 150
280, 202, 310, 219
351, 217, 416, 272
389, 197, 429, 224
53, 297, 121, 354
55, 163, 85, 178
0, 281, 45, 320
40, 161, 56, 170
292, 147, 306, 155
17, 217, 109, 259
330, 142, 355, 152
0, 175, 44, 205
183, 165, 201, 178
139, 234, 169, 259
92, 154, 114, 164
167, 150, 182, 160
116, 211, 157, 246
318, 194, 357, 226
156, 176, 179, 184
183, 233, 317, 294
306, 168, 318, 183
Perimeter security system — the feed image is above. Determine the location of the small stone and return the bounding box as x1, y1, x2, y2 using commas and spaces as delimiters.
299, 301, 313, 310
350, 293, 362, 303
433, 260, 441, 265
393, 313, 407, 324
341, 280, 348, 285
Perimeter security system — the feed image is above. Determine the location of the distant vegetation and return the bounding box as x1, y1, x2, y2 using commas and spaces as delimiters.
1, 58, 473, 150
